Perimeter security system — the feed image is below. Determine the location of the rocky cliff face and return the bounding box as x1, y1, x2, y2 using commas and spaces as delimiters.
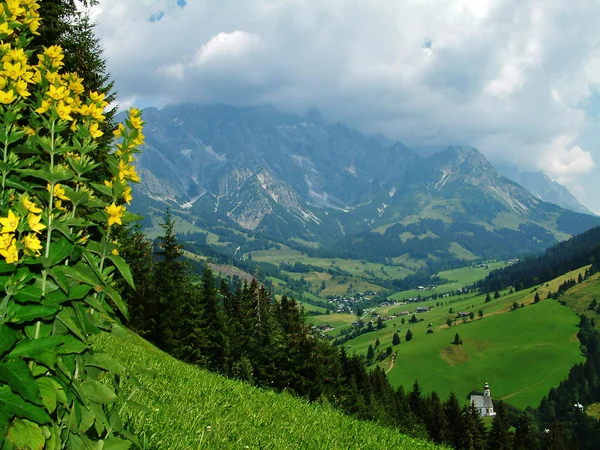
128, 104, 600, 256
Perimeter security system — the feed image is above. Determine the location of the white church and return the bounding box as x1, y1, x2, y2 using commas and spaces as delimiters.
469, 381, 496, 417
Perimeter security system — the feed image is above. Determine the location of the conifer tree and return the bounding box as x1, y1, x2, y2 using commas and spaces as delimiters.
405, 329, 413, 342
513, 413, 539, 450
392, 332, 401, 345
487, 400, 512, 449
199, 267, 229, 372
367, 344, 375, 361
461, 403, 486, 450
444, 392, 464, 449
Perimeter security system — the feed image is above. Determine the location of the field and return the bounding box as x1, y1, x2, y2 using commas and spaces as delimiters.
388, 262, 507, 302
91, 330, 441, 450
342, 267, 593, 410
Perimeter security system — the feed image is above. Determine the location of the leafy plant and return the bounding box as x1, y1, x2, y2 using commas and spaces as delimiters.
0, 2, 143, 447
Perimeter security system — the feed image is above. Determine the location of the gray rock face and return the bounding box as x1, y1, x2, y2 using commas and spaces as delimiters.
128, 104, 600, 257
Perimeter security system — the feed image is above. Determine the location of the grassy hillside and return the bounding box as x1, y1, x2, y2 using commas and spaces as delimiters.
343, 267, 593, 410
91, 330, 442, 450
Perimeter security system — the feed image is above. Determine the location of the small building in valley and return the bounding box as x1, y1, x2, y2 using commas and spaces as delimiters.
470, 382, 496, 417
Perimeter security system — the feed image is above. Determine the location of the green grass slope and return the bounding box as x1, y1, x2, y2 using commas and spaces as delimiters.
345, 267, 592, 410
92, 331, 442, 450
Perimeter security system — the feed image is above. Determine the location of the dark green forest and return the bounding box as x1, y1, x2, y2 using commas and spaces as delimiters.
118, 212, 600, 449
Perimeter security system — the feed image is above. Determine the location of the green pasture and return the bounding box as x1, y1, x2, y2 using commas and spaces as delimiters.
345, 267, 592, 410
309, 313, 357, 328
91, 331, 440, 450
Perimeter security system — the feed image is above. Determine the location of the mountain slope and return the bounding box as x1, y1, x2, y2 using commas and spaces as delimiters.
92, 330, 441, 450
496, 165, 593, 215
130, 104, 600, 264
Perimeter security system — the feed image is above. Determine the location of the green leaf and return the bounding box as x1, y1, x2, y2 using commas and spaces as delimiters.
0, 360, 41, 405
10, 336, 64, 359
56, 309, 86, 342
57, 335, 88, 355
18, 168, 72, 184
0, 260, 17, 274
89, 182, 112, 197
81, 380, 116, 404
0, 386, 51, 424
13, 285, 43, 304
48, 268, 69, 293
5, 304, 59, 324
0, 325, 18, 357
106, 254, 135, 290
78, 405, 95, 433
100, 284, 129, 320
45, 237, 74, 267
101, 438, 131, 450
36, 377, 59, 414
85, 354, 125, 375
6, 418, 45, 450
68, 284, 92, 301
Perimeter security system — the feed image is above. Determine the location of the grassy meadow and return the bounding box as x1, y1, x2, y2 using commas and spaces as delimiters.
91, 330, 442, 450
341, 267, 593, 410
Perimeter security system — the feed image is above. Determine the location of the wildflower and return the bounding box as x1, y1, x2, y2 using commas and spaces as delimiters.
14, 79, 29, 97
0, 241, 19, 264
0, 210, 20, 234
21, 194, 42, 213
105, 202, 125, 226
46, 84, 68, 101
123, 186, 132, 205
27, 214, 46, 234
22, 233, 42, 256
0, 22, 14, 37
47, 183, 69, 201
88, 122, 103, 139
35, 100, 50, 114
0, 233, 13, 250
0, 89, 16, 104
3, 61, 26, 80
56, 100, 73, 121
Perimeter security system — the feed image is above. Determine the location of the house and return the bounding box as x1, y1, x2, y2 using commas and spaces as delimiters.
457, 312, 470, 317
470, 382, 496, 417
415, 307, 429, 313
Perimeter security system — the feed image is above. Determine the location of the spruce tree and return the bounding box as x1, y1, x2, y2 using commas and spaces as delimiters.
405, 329, 413, 342
199, 267, 229, 372
444, 392, 464, 449
392, 332, 401, 345
513, 413, 539, 450
367, 344, 375, 361
487, 400, 512, 449
534, 292, 541, 303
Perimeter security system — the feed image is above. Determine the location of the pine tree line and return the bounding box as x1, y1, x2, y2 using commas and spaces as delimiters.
116, 211, 592, 449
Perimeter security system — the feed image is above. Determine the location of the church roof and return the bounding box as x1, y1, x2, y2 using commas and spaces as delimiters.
470, 394, 493, 409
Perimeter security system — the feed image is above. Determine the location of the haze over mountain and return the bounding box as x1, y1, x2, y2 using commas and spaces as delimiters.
130, 103, 600, 265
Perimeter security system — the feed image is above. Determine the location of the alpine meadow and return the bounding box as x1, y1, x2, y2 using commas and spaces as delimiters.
3, 1, 600, 450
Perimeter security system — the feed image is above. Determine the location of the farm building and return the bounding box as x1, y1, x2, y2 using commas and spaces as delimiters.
470, 382, 496, 417
415, 307, 429, 313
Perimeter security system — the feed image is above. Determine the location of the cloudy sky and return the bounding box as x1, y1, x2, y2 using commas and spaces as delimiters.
90, 0, 600, 212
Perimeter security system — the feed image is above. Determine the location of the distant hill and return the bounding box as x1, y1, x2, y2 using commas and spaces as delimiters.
479, 226, 600, 292
128, 104, 600, 266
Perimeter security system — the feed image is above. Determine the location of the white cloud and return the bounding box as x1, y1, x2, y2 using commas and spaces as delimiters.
91, 0, 600, 209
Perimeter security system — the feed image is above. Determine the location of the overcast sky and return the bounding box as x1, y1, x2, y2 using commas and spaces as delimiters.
91, 0, 600, 213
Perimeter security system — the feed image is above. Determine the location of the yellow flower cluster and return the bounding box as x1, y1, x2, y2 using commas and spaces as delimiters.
0, 195, 46, 263
0, 0, 40, 38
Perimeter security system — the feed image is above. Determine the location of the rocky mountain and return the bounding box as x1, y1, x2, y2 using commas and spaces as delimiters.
496, 165, 593, 215
129, 104, 600, 264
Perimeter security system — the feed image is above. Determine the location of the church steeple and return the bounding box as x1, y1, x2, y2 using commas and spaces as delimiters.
484, 381, 491, 397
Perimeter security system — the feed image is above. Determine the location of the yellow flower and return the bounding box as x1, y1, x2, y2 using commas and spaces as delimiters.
3, 48, 27, 65
46, 84, 68, 101
15, 79, 29, 97
0, 241, 19, 264
21, 194, 42, 213
0, 233, 13, 251
29, 18, 40, 34
44, 45, 64, 62
56, 100, 73, 121
35, 100, 50, 114
27, 214, 46, 234
111, 240, 119, 256
88, 122, 103, 139
47, 183, 69, 201
24, 127, 35, 137
22, 233, 42, 256
3, 61, 26, 80
103, 179, 113, 188
123, 186, 133, 205
105, 202, 125, 226
0, 210, 20, 234
0, 22, 14, 37
89, 91, 105, 104
0, 89, 16, 104
113, 123, 126, 138
0, 76, 6, 90
54, 200, 67, 212
5, 0, 26, 18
